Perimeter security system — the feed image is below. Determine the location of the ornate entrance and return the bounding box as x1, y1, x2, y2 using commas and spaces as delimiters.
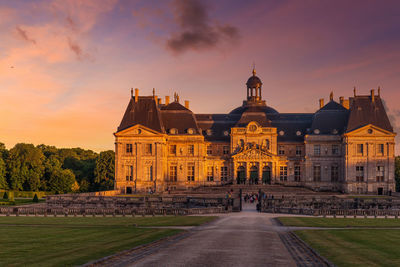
250, 166, 258, 184
237, 166, 246, 184
262, 166, 271, 184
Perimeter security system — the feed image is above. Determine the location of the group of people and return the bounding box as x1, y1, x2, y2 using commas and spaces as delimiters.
243, 193, 259, 203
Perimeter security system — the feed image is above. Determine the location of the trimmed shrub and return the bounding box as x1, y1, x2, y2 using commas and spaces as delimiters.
33, 193, 39, 203
3, 191, 8, 200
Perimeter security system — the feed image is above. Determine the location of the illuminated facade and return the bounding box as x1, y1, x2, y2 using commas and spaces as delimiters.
114, 70, 396, 194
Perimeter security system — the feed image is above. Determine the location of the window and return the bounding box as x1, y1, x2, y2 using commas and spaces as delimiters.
188, 145, 194, 155
265, 139, 270, 150
314, 145, 321, 156
207, 145, 212, 155
169, 145, 177, 155
146, 165, 153, 181
294, 164, 301, 182
187, 164, 195, 181
126, 166, 133, 181
356, 166, 364, 182
223, 146, 229, 155
376, 166, 384, 182
145, 144, 152, 155
331, 165, 339, 182
378, 144, 384, 155
207, 166, 214, 181
220, 166, 228, 181
313, 165, 321, 182
357, 144, 364, 155
296, 146, 302, 156
332, 145, 339, 155
278, 146, 285, 155
279, 166, 287, 181
169, 165, 177, 182
126, 143, 133, 154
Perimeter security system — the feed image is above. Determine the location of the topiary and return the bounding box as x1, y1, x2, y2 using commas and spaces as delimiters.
33, 193, 39, 203
3, 191, 8, 200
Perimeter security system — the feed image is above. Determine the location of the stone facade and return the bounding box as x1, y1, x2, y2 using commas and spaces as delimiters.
114, 70, 396, 194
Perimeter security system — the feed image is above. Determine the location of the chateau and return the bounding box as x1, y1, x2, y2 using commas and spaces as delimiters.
114, 69, 396, 194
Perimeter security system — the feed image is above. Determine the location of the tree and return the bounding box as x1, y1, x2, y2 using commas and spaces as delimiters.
3, 191, 8, 200
48, 168, 76, 194
33, 193, 39, 203
7, 144, 44, 191
0, 157, 7, 189
94, 150, 115, 191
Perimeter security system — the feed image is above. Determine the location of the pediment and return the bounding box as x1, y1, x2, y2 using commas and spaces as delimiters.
232, 147, 275, 160
345, 124, 395, 137
114, 124, 164, 137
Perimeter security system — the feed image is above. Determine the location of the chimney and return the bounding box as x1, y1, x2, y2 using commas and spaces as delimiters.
185, 100, 190, 109
371, 89, 375, 102
319, 98, 324, 109
165, 96, 170, 105
339, 96, 344, 105
135, 88, 139, 103
353, 86, 356, 97
329, 91, 333, 101
158, 98, 162, 105
130, 88, 133, 97
378, 86, 381, 97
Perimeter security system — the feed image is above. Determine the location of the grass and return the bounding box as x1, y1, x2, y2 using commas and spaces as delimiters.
0, 216, 216, 266
0, 198, 45, 206
278, 217, 400, 228
295, 229, 400, 267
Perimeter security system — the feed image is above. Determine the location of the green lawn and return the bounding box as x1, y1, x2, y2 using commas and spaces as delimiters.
295, 229, 400, 267
0, 198, 45, 206
278, 217, 400, 228
0, 216, 216, 266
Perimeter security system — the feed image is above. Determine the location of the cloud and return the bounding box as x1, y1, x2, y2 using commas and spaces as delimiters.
16, 26, 36, 44
67, 37, 83, 59
166, 0, 239, 54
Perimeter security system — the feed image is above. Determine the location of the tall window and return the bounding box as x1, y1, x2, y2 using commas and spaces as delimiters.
220, 166, 228, 181
331, 165, 339, 182
188, 145, 194, 155
295, 146, 302, 156
169, 165, 177, 182
146, 165, 153, 181
378, 144, 384, 156
223, 146, 229, 155
265, 139, 270, 150
357, 144, 364, 155
294, 164, 301, 181
145, 144, 152, 155
187, 164, 195, 182
169, 145, 177, 155
332, 145, 339, 155
207, 166, 214, 181
126, 166, 133, 181
279, 166, 287, 181
356, 166, 364, 182
313, 165, 321, 182
314, 145, 321, 156
376, 166, 385, 182
126, 143, 133, 154
278, 146, 285, 155
207, 145, 212, 155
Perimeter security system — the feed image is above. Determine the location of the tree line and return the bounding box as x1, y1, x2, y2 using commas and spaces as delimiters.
0, 143, 114, 194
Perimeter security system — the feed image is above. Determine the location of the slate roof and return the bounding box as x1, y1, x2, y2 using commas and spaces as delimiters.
160, 101, 201, 135
117, 96, 165, 133
346, 96, 393, 132
310, 100, 349, 135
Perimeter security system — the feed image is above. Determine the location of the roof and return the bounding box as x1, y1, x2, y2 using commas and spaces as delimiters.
310, 100, 349, 135
117, 96, 165, 133
346, 95, 393, 132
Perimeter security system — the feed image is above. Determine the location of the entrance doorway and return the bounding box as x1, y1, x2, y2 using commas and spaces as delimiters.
126, 187, 132, 194
249, 166, 258, 184
237, 166, 246, 184
262, 166, 271, 184
378, 187, 383, 195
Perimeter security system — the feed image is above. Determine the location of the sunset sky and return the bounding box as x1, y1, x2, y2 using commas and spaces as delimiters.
0, 0, 399, 154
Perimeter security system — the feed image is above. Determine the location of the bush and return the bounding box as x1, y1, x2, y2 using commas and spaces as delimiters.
33, 193, 39, 203
3, 191, 8, 200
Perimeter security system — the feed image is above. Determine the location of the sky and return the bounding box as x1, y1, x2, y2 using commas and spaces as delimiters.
0, 0, 400, 154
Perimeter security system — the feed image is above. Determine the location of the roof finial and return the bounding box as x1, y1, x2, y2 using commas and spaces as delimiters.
176, 94, 179, 103
378, 86, 381, 96
252, 62, 256, 76
330, 91, 333, 101
152, 88, 155, 96
131, 88, 133, 97
353, 86, 356, 97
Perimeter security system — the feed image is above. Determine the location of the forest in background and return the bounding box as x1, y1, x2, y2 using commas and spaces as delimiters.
0, 143, 114, 194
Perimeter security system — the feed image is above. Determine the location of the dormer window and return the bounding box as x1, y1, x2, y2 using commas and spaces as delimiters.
314, 129, 320, 134
223, 131, 229, 136
170, 128, 178, 134
206, 129, 212, 136
296, 131, 301, 136
279, 130, 285, 136
187, 128, 194, 134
